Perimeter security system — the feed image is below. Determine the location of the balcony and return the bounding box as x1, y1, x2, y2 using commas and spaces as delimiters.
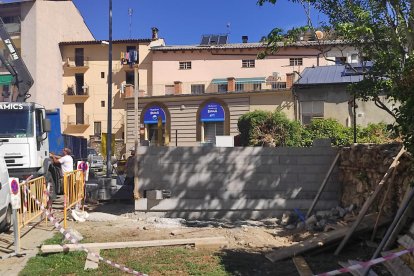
63, 85, 89, 104
63, 57, 89, 74
63, 114, 90, 134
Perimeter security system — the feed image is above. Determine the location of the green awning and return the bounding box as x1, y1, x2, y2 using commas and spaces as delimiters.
211, 77, 265, 84
0, 75, 13, 85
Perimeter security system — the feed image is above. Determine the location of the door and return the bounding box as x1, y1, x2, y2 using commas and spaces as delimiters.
75, 48, 84, 66
75, 103, 84, 125
75, 74, 84, 95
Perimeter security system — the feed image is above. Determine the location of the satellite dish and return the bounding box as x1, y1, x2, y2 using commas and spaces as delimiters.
315, 30, 324, 40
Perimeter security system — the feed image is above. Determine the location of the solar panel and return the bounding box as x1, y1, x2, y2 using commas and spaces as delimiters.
200, 34, 229, 46
210, 35, 219, 45
200, 35, 210, 45
218, 35, 228, 45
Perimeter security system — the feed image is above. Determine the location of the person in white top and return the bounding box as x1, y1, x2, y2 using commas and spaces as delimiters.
50, 147, 74, 174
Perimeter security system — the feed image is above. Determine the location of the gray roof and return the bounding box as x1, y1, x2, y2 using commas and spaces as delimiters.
295, 65, 364, 85
151, 40, 348, 51
59, 39, 152, 46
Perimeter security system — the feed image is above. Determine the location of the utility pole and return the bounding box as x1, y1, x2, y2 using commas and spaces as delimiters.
106, 0, 113, 177
128, 8, 133, 39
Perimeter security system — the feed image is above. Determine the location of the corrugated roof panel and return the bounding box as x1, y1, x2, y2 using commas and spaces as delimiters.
296, 65, 364, 85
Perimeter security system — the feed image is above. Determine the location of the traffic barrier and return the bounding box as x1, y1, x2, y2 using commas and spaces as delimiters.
18, 176, 48, 230
24, 182, 147, 275
63, 170, 85, 228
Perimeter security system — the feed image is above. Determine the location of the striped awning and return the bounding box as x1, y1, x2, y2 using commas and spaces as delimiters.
211, 77, 266, 84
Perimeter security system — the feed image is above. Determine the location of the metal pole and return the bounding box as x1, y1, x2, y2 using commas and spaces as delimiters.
175, 129, 178, 147
12, 210, 20, 255
353, 95, 357, 144
106, 0, 113, 177
133, 68, 139, 199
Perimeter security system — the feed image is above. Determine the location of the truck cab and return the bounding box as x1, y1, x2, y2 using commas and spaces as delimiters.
0, 102, 50, 178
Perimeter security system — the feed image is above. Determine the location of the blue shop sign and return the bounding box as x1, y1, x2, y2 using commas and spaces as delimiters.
143, 106, 166, 124
200, 102, 225, 122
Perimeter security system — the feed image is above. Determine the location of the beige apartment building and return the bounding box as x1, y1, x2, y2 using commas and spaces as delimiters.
0, 0, 94, 108
59, 34, 165, 143
124, 36, 359, 149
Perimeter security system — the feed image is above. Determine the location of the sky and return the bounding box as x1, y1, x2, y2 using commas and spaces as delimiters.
1, 0, 325, 45
69, 0, 325, 45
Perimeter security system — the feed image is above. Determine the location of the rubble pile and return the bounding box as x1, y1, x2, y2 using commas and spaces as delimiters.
280, 205, 356, 232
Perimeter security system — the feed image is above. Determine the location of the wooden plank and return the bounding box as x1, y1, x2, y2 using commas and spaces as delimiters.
381, 250, 414, 276
292, 256, 313, 276
41, 236, 227, 254
265, 213, 390, 263
334, 147, 406, 255
84, 249, 100, 270
306, 152, 340, 218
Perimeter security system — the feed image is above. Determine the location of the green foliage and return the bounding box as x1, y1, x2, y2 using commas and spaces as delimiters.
257, 0, 414, 154
301, 118, 352, 147
237, 110, 302, 147
238, 111, 394, 147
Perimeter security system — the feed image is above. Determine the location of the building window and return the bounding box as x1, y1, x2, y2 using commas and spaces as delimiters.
235, 83, 244, 92
101, 72, 105, 78
191, 84, 205, 95
126, 71, 134, 85
101, 101, 105, 107
350, 54, 359, 63
301, 101, 324, 124
289, 58, 303, 66
271, 82, 287, 90
335, 57, 347, 65
165, 85, 174, 95
218, 84, 227, 93
242, 59, 255, 68
179, 61, 192, 70
94, 122, 101, 137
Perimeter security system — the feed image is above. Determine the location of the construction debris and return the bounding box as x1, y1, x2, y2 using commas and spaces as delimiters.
265, 213, 391, 263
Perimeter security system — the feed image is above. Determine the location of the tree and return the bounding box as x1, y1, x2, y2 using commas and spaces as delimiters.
258, 0, 414, 153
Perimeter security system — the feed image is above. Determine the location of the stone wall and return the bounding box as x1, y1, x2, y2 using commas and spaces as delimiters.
339, 143, 413, 215
88, 136, 126, 160
135, 139, 340, 219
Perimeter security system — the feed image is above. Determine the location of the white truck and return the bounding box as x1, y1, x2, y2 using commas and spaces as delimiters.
0, 157, 11, 232
0, 17, 56, 191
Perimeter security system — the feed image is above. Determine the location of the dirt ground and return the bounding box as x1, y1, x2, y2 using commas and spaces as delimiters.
67, 201, 390, 275
0, 200, 392, 275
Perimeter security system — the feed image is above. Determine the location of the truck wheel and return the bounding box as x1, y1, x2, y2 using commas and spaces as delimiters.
0, 206, 12, 232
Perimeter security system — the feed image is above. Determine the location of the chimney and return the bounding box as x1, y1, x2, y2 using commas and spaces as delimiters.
151, 27, 159, 40
242, 36, 248, 43
174, 81, 182, 95
227, 77, 236, 92
286, 73, 295, 89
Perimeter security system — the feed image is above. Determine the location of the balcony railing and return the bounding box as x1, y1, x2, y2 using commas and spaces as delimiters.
65, 85, 89, 96
64, 114, 90, 127
125, 79, 289, 97
63, 57, 90, 68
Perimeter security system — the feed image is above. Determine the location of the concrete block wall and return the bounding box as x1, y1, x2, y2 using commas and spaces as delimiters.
135, 140, 340, 219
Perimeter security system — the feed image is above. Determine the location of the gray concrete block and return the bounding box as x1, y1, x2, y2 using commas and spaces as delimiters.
312, 139, 332, 147
279, 156, 298, 165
